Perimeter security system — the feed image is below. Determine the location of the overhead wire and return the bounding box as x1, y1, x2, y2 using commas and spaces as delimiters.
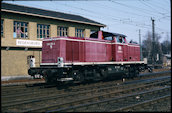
84, 1, 153, 18
144, 0, 170, 13
5, 1, 170, 33
31, 1, 169, 31
109, 0, 167, 17
139, 0, 167, 15
54, 1, 153, 29
10, 0, 168, 29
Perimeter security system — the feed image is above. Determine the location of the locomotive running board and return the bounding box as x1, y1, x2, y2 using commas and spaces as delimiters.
57, 78, 74, 81
41, 61, 146, 66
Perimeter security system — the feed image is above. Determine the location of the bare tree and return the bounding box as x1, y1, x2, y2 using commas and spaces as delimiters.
161, 32, 171, 54
142, 31, 163, 64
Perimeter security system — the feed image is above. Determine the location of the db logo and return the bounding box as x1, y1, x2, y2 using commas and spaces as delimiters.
118, 46, 123, 53
118, 46, 122, 50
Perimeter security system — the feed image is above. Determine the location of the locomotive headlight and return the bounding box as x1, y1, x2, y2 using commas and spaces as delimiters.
58, 57, 63, 62
58, 57, 64, 67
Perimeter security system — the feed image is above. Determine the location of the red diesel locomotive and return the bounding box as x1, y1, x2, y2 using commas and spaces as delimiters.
28, 31, 151, 83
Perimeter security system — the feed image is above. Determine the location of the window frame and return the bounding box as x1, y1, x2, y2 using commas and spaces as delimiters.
37, 24, 50, 39
75, 28, 84, 38
57, 26, 68, 37
116, 36, 125, 43
13, 21, 28, 39
1, 19, 4, 38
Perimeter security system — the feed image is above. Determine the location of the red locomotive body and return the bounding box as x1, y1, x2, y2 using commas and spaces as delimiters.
42, 37, 111, 63
28, 31, 150, 83
42, 31, 140, 63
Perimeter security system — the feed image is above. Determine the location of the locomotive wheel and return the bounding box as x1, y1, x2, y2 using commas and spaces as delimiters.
42, 69, 57, 84
124, 67, 137, 79
45, 77, 51, 84
94, 72, 102, 81
100, 68, 107, 79
134, 70, 139, 77
123, 67, 130, 78
45, 77, 57, 84
130, 67, 139, 78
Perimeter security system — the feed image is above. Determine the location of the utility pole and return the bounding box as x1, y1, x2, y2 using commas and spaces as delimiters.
139, 29, 142, 61
151, 18, 155, 67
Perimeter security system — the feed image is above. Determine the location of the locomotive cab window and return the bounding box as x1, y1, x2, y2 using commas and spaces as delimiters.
122, 37, 125, 43
90, 31, 98, 39
116, 36, 125, 43
104, 36, 113, 41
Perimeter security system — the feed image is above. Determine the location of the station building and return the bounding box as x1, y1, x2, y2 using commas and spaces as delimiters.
1, 2, 105, 79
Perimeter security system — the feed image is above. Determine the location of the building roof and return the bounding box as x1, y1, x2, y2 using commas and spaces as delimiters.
1, 2, 106, 27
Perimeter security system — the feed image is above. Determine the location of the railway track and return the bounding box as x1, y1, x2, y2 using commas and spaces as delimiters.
48, 86, 170, 112
113, 95, 170, 112
2, 76, 170, 106
1, 71, 171, 112
1, 72, 170, 101
1, 70, 170, 96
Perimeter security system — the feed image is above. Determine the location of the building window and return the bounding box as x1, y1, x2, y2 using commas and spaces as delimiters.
37, 24, 50, 39
1, 19, 3, 37
57, 26, 68, 37
75, 28, 84, 38
14, 21, 28, 38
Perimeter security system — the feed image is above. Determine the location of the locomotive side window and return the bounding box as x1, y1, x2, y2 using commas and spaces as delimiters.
90, 30, 96, 34
90, 31, 98, 39
116, 36, 121, 43
104, 36, 113, 41
116, 36, 125, 43
122, 37, 125, 43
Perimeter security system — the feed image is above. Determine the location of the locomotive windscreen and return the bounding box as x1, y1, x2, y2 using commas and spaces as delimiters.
90, 31, 126, 41
90, 31, 98, 38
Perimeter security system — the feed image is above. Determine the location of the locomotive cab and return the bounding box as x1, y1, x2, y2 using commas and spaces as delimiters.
115, 36, 126, 43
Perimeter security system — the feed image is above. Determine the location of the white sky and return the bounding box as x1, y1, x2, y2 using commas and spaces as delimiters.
3, 0, 171, 43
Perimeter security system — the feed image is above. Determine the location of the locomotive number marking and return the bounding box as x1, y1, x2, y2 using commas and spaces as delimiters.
47, 42, 55, 49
